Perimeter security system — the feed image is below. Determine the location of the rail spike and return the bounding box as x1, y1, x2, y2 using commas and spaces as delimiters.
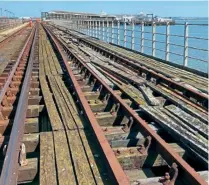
122, 116, 134, 132
110, 103, 120, 115
137, 136, 152, 154
19, 143, 28, 166
158, 163, 179, 185
103, 93, 110, 104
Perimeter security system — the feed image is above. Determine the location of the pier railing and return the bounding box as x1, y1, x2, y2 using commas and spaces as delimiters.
51, 19, 208, 73
0, 18, 23, 31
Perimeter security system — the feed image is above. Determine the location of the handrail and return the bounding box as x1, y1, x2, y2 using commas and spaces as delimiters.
50, 18, 208, 73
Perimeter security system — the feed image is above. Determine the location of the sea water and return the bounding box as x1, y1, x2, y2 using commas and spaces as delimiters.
101, 18, 208, 73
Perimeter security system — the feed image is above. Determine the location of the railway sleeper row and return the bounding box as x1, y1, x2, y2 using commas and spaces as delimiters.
54, 26, 208, 110
0, 25, 41, 184
44, 24, 208, 185
53, 30, 208, 164
38, 25, 115, 185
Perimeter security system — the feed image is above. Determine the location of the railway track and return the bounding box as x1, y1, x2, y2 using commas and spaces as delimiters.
52, 25, 208, 107
0, 21, 207, 185
0, 23, 39, 184
0, 24, 31, 74
39, 24, 122, 185
43, 23, 208, 185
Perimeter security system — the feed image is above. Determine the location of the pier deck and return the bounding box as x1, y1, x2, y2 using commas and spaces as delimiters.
0, 21, 207, 185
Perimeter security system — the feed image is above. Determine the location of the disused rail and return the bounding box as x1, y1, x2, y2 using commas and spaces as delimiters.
43, 24, 130, 185
0, 24, 37, 185
44, 24, 208, 185
54, 26, 208, 110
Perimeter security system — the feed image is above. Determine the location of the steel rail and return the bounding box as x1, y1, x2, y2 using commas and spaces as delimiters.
0, 23, 28, 48
78, 37, 208, 107
43, 24, 131, 185
45, 25, 207, 185
0, 24, 37, 185
98, 64, 208, 115
0, 24, 34, 105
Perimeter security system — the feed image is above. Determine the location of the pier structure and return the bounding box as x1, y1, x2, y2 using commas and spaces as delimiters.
0, 10, 207, 185
42, 11, 208, 71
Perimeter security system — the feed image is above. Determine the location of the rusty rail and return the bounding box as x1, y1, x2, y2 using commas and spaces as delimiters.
61, 28, 208, 109
81, 38, 208, 108
43, 24, 131, 185
44, 24, 207, 185
0, 25, 32, 105
0, 24, 37, 185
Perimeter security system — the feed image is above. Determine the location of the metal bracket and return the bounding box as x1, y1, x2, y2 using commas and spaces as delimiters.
19, 143, 28, 166
3, 145, 7, 156
138, 136, 152, 154
103, 93, 110, 104
122, 116, 134, 132
158, 163, 178, 185
110, 103, 120, 115
97, 85, 103, 92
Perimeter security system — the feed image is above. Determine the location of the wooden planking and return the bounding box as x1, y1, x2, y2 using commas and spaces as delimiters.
18, 158, 38, 183
165, 104, 208, 138
77, 130, 106, 185
47, 75, 80, 130
67, 130, 96, 185
53, 131, 77, 185
55, 76, 78, 112
54, 76, 85, 129
40, 132, 57, 185
84, 37, 208, 93
39, 25, 108, 185
39, 76, 64, 131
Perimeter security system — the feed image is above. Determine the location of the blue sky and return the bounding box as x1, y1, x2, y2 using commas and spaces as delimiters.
0, 1, 208, 18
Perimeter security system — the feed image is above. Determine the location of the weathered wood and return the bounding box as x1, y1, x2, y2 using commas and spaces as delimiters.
84, 91, 100, 100
0, 133, 39, 154
40, 132, 57, 185
103, 126, 146, 148
53, 131, 76, 185
125, 168, 155, 184
25, 118, 39, 133
165, 104, 207, 138
0, 118, 39, 135
141, 105, 208, 159
113, 146, 148, 170
95, 112, 117, 126
26, 105, 44, 118
67, 130, 96, 184
39, 76, 64, 131
18, 158, 38, 184
89, 100, 106, 112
